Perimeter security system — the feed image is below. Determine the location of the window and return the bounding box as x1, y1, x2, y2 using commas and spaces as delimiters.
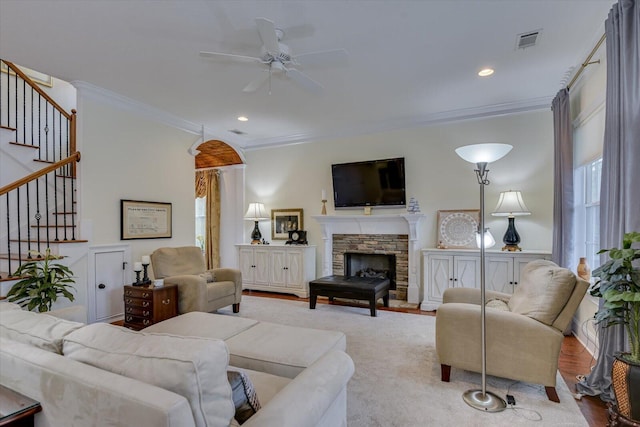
195, 197, 206, 251
574, 158, 602, 272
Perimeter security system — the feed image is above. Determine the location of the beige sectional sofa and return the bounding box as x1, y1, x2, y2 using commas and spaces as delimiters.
0, 302, 353, 427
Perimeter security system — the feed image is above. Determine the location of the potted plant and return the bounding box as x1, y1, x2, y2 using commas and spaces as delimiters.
590, 231, 640, 422
6, 248, 75, 312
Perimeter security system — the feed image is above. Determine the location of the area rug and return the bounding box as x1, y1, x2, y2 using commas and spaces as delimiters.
218, 296, 588, 426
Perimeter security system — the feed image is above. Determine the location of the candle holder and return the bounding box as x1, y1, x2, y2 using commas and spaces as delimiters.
321, 199, 327, 215
133, 270, 142, 286
142, 262, 152, 285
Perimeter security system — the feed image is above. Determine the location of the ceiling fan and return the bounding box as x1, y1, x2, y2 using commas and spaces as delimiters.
200, 17, 348, 94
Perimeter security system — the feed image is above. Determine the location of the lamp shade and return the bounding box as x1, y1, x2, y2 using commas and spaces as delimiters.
455, 143, 513, 164
244, 203, 269, 220
476, 228, 496, 249
492, 191, 531, 217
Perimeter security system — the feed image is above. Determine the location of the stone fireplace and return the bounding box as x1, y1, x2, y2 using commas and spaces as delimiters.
312, 214, 425, 303
333, 235, 407, 296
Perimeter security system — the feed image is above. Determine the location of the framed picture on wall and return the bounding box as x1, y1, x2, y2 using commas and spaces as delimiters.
121, 200, 172, 240
271, 209, 303, 240
436, 209, 480, 249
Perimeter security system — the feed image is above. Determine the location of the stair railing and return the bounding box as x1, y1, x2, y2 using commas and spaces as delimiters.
1, 58, 79, 278
1, 59, 76, 172
0, 153, 80, 278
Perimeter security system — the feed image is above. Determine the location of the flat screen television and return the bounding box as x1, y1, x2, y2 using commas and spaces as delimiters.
331, 157, 406, 208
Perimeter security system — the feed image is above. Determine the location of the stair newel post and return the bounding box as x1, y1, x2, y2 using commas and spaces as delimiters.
5, 194, 11, 277
35, 178, 41, 254
26, 181, 32, 256
70, 110, 77, 177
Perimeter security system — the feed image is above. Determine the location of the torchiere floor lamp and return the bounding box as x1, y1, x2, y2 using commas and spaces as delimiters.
455, 143, 513, 412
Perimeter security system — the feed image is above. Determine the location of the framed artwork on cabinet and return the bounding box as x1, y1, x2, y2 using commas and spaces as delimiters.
436, 209, 479, 249
271, 209, 303, 240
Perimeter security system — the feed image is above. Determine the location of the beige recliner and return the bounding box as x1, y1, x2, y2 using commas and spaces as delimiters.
435, 259, 588, 402
150, 246, 242, 314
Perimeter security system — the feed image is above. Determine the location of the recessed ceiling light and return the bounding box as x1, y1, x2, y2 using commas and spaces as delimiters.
237, 116, 248, 122
478, 68, 494, 77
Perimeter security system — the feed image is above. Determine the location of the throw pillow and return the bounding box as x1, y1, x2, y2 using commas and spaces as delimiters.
0, 309, 84, 353
63, 323, 235, 427
228, 368, 261, 424
485, 298, 510, 311
508, 259, 577, 326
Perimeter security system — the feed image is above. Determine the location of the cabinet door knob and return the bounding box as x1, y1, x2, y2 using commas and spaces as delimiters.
449, 278, 453, 281
98, 283, 106, 289
514, 281, 518, 285
162, 299, 171, 305
454, 278, 458, 281
509, 281, 513, 285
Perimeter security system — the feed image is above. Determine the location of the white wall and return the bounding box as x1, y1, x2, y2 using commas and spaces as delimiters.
244, 109, 555, 278
76, 95, 196, 281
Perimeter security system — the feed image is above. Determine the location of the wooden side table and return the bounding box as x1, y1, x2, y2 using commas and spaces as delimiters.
123, 284, 178, 331
0, 385, 41, 427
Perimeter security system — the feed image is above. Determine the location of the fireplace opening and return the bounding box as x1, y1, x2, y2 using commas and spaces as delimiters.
344, 252, 396, 290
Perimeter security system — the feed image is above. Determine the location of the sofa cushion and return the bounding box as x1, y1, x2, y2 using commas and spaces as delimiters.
486, 298, 510, 311
228, 368, 261, 424
63, 323, 235, 427
508, 260, 577, 326
225, 322, 347, 379
0, 309, 84, 353
0, 301, 22, 311
151, 246, 206, 278
143, 312, 259, 340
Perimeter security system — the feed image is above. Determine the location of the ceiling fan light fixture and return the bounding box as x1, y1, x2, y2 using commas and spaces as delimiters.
237, 116, 248, 122
478, 68, 494, 77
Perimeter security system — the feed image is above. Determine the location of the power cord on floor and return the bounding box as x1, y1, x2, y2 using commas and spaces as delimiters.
505, 394, 543, 421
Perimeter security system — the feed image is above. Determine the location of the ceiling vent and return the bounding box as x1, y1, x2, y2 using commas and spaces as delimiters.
228, 129, 246, 135
516, 30, 541, 49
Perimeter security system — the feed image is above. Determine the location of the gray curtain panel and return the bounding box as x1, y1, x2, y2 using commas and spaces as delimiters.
577, 0, 640, 402
551, 88, 573, 268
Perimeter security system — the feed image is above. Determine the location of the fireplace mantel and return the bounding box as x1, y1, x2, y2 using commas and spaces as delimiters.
311, 214, 425, 303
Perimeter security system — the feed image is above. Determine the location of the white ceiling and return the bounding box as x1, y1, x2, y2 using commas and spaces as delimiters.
0, 0, 614, 150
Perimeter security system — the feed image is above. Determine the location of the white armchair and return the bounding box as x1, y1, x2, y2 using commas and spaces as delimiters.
150, 246, 242, 314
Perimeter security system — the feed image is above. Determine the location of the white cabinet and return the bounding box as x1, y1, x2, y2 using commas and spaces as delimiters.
237, 245, 316, 297
420, 249, 551, 311
426, 254, 479, 307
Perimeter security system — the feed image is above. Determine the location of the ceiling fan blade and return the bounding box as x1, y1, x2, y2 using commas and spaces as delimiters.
199, 51, 263, 63
294, 48, 349, 66
286, 68, 323, 94
242, 73, 270, 93
255, 17, 280, 54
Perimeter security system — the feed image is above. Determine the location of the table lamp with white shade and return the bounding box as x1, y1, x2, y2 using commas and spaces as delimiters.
492, 190, 531, 251
244, 202, 269, 244
455, 142, 512, 413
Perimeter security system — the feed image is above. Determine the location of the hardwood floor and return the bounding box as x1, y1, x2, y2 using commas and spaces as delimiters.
242, 289, 608, 426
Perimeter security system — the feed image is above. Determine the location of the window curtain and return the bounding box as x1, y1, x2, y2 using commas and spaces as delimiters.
195, 169, 221, 269
551, 87, 574, 268
577, 0, 640, 402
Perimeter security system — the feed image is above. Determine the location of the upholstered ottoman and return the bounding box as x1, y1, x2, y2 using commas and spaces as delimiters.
144, 312, 346, 379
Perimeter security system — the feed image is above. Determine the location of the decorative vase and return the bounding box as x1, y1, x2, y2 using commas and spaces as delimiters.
609, 354, 640, 424
577, 257, 591, 281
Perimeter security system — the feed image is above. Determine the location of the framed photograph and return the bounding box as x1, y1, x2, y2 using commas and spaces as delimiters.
121, 200, 172, 240
271, 208, 303, 240
436, 209, 480, 249
1, 62, 53, 87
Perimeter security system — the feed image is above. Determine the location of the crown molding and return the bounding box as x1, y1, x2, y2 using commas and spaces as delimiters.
71, 80, 246, 157
243, 96, 553, 151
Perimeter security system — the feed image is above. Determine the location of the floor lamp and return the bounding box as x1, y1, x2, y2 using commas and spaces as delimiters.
455, 143, 513, 412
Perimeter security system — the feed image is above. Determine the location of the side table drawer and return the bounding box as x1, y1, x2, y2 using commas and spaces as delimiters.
123, 284, 178, 331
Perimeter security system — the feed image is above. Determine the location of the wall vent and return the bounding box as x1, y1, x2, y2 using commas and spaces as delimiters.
516, 30, 541, 49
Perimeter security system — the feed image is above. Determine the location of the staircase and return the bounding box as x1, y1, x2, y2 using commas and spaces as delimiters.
0, 59, 85, 290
